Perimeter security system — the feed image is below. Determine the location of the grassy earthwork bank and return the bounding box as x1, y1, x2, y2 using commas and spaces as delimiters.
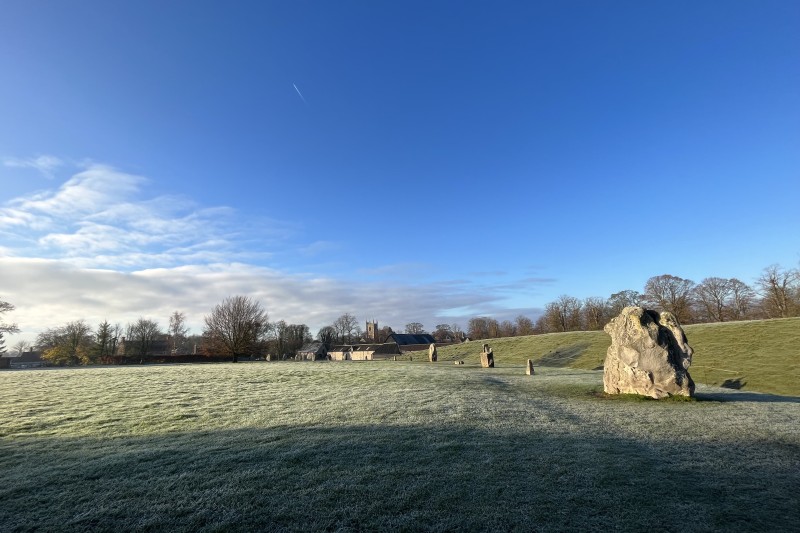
435, 317, 800, 397
1, 362, 799, 532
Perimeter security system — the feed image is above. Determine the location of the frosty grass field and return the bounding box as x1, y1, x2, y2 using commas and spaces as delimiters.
1, 360, 798, 532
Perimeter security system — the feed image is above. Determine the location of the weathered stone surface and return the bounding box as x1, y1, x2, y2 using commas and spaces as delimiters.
603, 306, 694, 398
480, 344, 494, 368
526, 359, 535, 375
428, 343, 437, 362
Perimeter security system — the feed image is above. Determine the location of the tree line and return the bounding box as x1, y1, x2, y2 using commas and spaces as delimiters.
0, 296, 312, 365
1, 263, 798, 363
467, 264, 800, 338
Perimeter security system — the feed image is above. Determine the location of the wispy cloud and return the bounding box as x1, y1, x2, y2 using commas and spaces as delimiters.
3, 154, 63, 179
0, 163, 284, 269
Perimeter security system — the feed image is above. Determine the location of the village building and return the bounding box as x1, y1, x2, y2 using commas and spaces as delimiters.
296, 341, 327, 361
324, 332, 436, 361
115, 337, 171, 357
327, 343, 401, 361
295, 321, 448, 362
2, 350, 48, 369
385, 333, 438, 353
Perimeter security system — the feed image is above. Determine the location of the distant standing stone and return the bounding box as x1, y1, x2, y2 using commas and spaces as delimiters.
428, 343, 437, 362
480, 344, 494, 368
454, 360, 464, 365
526, 359, 535, 375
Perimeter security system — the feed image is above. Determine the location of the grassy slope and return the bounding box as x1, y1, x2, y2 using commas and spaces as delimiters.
1, 362, 799, 532
432, 317, 800, 396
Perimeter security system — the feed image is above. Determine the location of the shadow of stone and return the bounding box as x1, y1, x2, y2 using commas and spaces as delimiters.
537, 343, 591, 367
696, 391, 800, 404
721, 378, 745, 389
478, 374, 512, 389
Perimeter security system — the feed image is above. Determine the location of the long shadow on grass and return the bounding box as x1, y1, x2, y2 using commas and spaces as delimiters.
696, 391, 800, 403
536, 343, 590, 367
1, 423, 798, 532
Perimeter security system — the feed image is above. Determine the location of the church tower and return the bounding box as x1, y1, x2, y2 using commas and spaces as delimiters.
366, 320, 378, 342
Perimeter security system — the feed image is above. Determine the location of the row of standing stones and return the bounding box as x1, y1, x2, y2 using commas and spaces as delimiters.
438, 306, 695, 399
441, 342, 535, 374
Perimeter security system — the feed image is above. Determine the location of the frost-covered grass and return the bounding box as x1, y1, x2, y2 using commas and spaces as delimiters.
1, 362, 799, 531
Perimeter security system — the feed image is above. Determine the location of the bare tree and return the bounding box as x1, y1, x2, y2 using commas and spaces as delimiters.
270, 321, 310, 359
272, 320, 289, 358
450, 323, 464, 341
38, 320, 94, 365
12, 339, 31, 356
643, 275, 695, 323
514, 315, 535, 336
204, 295, 269, 362
728, 278, 756, 321
542, 295, 582, 332
168, 311, 189, 355
467, 317, 497, 339
607, 290, 642, 316
540, 303, 561, 333
404, 322, 426, 334
693, 277, 732, 322
756, 265, 799, 318
376, 325, 394, 343
582, 297, 608, 330
316, 326, 337, 348
332, 313, 359, 344
432, 324, 453, 343
274, 323, 311, 358
498, 320, 516, 337
125, 318, 162, 363
0, 297, 20, 337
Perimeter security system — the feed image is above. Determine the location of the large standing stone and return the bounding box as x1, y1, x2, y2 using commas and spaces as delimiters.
480, 344, 494, 368
428, 343, 437, 362
603, 306, 694, 398
526, 359, 535, 375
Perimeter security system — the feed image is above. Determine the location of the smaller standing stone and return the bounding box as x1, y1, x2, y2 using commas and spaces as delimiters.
480, 344, 494, 368
454, 360, 464, 365
428, 343, 437, 362
526, 359, 535, 375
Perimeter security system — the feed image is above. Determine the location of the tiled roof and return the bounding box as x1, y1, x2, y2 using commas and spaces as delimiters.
388, 333, 436, 345
298, 341, 325, 353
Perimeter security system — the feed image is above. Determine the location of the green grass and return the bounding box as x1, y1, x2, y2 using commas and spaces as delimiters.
1, 362, 798, 532
433, 317, 800, 396
685, 318, 800, 396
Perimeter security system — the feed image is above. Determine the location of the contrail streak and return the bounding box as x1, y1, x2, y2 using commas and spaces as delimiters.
293, 83, 308, 105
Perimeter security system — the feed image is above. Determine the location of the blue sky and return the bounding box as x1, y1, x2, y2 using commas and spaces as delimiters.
1, 1, 798, 342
